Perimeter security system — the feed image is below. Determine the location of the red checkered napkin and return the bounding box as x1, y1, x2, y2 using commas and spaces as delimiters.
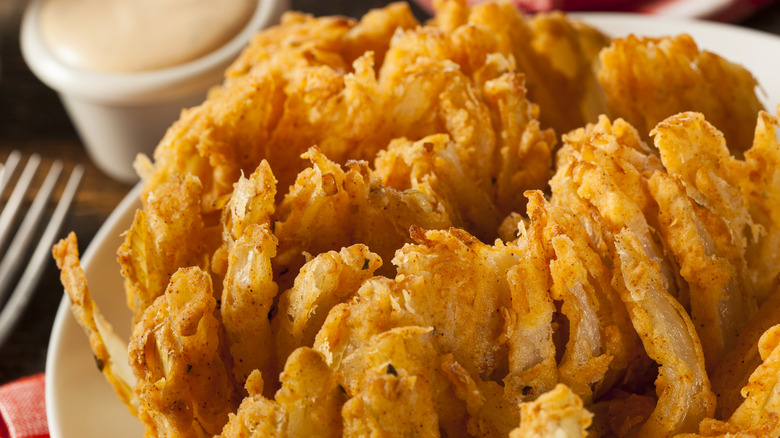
0, 374, 48, 438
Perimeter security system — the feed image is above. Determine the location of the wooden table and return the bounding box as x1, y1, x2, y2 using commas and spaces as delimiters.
0, 0, 778, 385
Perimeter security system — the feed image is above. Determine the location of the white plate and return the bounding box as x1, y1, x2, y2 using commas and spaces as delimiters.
45, 13, 780, 438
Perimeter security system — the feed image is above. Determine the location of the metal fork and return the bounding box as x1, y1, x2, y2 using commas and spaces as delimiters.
0, 151, 83, 347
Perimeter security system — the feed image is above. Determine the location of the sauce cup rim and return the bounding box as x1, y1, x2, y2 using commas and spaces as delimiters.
21, 0, 286, 104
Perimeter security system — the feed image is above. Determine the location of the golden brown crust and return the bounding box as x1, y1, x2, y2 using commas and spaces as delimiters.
598, 34, 764, 153
53, 1, 780, 436
52, 233, 138, 415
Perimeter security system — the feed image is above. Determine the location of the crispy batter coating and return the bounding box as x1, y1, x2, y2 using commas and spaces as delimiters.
355, 327, 472, 437
614, 229, 715, 437
312, 231, 522, 436
312, 289, 476, 434
548, 113, 696, 391
53, 1, 780, 436
649, 111, 780, 364
441, 356, 518, 437
598, 34, 764, 153
211, 162, 280, 393
550, 116, 679, 303
217, 372, 286, 438
511, 191, 645, 405
52, 233, 138, 414
710, 280, 780, 419
273, 244, 382, 369
342, 373, 440, 437
337, 327, 453, 438
374, 66, 556, 241
273, 148, 451, 287
376, 134, 503, 240
503, 196, 559, 404
221, 223, 278, 393
118, 174, 219, 323
218, 348, 345, 437
677, 325, 780, 438
313, 277, 423, 371
733, 109, 780, 302
128, 267, 239, 437
649, 169, 750, 366
452, 2, 610, 133
719, 324, 780, 435
137, 0, 578, 216
393, 227, 520, 379
509, 384, 593, 438
222, 160, 277, 240
275, 348, 345, 437
135, 11, 361, 208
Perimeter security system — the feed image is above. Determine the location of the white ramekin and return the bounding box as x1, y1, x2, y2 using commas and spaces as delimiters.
21, 0, 288, 183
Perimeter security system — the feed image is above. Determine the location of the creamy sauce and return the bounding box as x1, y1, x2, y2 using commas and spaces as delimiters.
39, 0, 256, 72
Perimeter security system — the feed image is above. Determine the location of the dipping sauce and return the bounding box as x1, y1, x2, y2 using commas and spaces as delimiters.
39, 0, 257, 72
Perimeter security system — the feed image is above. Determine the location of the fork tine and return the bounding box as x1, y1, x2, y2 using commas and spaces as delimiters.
0, 153, 40, 252
0, 159, 62, 303
0, 151, 21, 196
0, 163, 84, 347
